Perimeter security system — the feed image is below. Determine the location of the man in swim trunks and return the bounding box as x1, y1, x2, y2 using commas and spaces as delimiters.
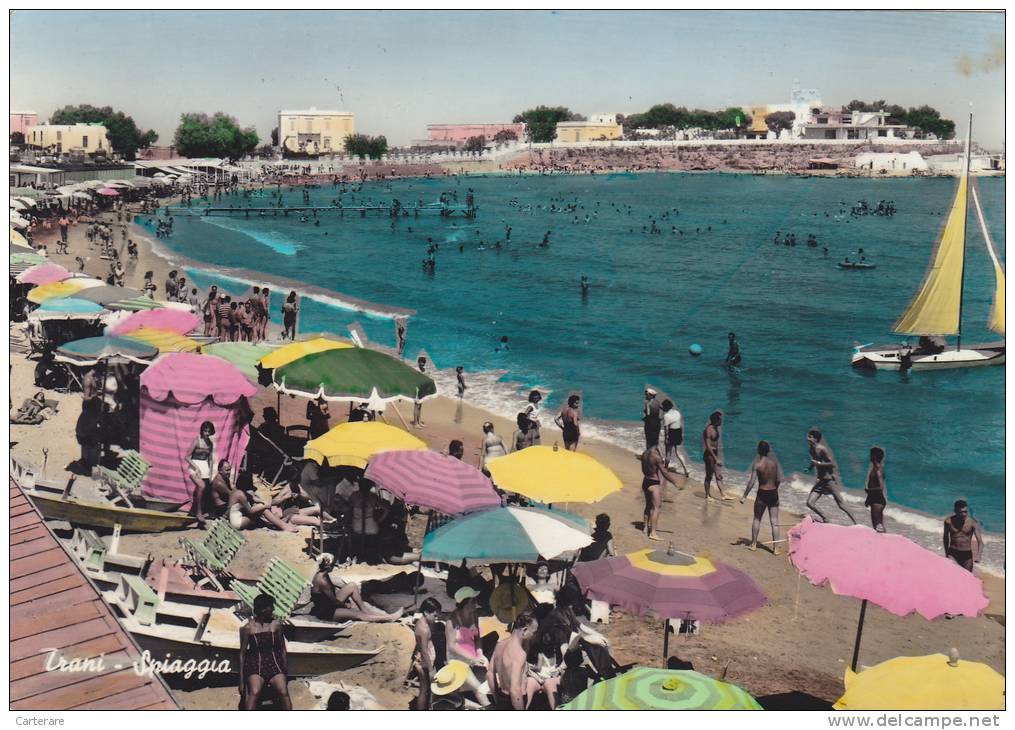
641, 445, 683, 541
740, 441, 784, 554
702, 411, 733, 501
805, 428, 856, 524
489, 612, 538, 710
943, 500, 983, 572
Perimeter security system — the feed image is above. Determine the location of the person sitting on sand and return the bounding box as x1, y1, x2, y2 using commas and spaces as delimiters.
445, 587, 492, 706
865, 446, 888, 533
207, 459, 235, 518
310, 553, 403, 623
227, 471, 298, 532
511, 412, 539, 452
740, 440, 785, 554
641, 445, 684, 541
349, 478, 389, 562
805, 428, 856, 524
269, 480, 324, 528
490, 612, 538, 710
578, 514, 617, 562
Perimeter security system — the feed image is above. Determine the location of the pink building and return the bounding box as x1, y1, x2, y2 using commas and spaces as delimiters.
10, 112, 39, 136
427, 123, 525, 143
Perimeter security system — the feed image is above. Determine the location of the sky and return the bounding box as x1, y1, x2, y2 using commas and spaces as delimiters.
9, 10, 1007, 149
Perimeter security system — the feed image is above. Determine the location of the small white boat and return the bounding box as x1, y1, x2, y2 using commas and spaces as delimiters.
850, 113, 1005, 372
101, 582, 381, 678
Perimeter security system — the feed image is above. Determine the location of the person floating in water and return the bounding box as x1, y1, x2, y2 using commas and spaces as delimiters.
495, 336, 510, 353
725, 332, 742, 368
580, 275, 590, 298
538, 230, 551, 248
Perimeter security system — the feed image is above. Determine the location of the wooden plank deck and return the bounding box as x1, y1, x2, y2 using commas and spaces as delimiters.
9, 478, 180, 710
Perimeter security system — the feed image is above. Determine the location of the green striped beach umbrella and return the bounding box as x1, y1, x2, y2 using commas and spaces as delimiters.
105, 296, 164, 311
559, 668, 762, 711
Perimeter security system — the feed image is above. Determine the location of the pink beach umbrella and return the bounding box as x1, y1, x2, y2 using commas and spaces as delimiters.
110, 308, 201, 337
97, 187, 120, 196
16, 261, 72, 285
788, 518, 990, 670
364, 450, 501, 516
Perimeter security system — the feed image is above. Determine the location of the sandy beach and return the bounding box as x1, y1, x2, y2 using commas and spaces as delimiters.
10, 193, 1005, 710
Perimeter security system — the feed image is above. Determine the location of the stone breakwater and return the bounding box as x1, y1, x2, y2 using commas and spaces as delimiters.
502, 141, 964, 174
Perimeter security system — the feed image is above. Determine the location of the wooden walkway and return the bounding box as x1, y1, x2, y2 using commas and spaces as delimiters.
9, 478, 179, 710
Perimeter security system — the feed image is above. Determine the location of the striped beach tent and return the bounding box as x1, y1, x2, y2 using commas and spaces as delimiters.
139, 352, 256, 507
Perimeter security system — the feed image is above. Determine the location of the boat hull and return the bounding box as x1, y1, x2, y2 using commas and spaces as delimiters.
27, 491, 194, 532
852, 343, 1005, 371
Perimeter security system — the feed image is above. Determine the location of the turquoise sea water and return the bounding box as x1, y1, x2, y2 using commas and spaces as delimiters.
150, 173, 1005, 547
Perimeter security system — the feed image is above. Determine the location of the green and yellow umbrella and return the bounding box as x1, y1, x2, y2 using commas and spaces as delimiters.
258, 336, 352, 370
204, 341, 278, 383
559, 668, 762, 711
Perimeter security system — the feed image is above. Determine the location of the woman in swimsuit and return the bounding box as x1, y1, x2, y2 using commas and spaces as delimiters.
864, 446, 887, 533
309, 553, 403, 622
554, 395, 582, 451
445, 588, 491, 706
479, 422, 508, 471
187, 421, 216, 528
239, 594, 292, 710
741, 441, 784, 554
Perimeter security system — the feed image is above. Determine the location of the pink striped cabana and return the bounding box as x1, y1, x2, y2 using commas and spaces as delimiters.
139, 352, 256, 507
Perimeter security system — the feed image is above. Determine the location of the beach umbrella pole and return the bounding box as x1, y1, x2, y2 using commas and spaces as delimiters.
850, 599, 869, 671
662, 620, 670, 660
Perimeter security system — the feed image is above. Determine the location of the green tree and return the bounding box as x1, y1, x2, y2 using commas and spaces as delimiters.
464, 135, 486, 153
492, 128, 518, 143
903, 105, 955, 139
173, 112, 259, 160
344, 133, 388, 160
716, 107, 751, 131
765, 111, 796, 136
513, 106, 583, 142
49, 104, 158, 160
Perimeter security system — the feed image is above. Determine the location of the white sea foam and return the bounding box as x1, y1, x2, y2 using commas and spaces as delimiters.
199, 215, 301, 256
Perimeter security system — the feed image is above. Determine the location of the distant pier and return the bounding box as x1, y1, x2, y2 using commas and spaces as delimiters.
166, 203, 477, 219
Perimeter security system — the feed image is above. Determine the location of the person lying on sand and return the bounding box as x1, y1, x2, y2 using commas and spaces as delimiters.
310, 553, 403, 623
227, 472, 298, 533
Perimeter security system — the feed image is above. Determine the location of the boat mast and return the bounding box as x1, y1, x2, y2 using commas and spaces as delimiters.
956, 113, 972, 351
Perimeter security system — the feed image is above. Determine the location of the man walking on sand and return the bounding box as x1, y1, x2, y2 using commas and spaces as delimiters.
741, 440, 785, 554
943, 500, 983, 572
805, 428, 856, 524
490, 612, 538, 710
641, 445, 683, 541
702, 411, 733, 501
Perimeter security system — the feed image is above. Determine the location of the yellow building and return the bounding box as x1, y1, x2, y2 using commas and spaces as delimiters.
26, 124, 110, 155
278, 108, 355, 156
554, 114, 623, 143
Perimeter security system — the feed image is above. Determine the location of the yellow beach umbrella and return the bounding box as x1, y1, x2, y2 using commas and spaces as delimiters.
123, 327, 200, 353
11, 226, 30, 249
27, 278, 104, 304
258, 336, 353, 370
834, 653, 1004, 711
303, 421, 426, 468
486, 445, 622, 503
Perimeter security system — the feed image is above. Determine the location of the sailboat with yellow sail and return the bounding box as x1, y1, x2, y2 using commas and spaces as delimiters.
852, 115, 1005, 371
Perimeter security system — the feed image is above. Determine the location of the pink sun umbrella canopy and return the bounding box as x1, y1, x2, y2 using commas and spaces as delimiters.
789, 518, 990, 670
16, 261, 71, 285
139, 352, 257, 508
110, 308, 201, 337
97, 187, 120, 196
364, 450, 501, 516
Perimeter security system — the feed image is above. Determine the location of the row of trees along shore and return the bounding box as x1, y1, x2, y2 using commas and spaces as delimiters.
16, 100, 956, 161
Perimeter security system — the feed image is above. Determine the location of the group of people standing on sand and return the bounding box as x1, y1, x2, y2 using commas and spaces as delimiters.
195, 283, 301, 342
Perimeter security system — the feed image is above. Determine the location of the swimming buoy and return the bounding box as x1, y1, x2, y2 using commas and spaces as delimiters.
689, 343, 703, 356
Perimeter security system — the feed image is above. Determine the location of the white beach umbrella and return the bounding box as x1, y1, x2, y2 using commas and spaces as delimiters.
10, 212, 31, 229
10, 199, 28, 211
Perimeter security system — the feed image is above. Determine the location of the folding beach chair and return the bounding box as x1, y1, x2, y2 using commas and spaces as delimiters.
232, 557, 309, 621
179, 518, 246, 592
93, 449, 150, 507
